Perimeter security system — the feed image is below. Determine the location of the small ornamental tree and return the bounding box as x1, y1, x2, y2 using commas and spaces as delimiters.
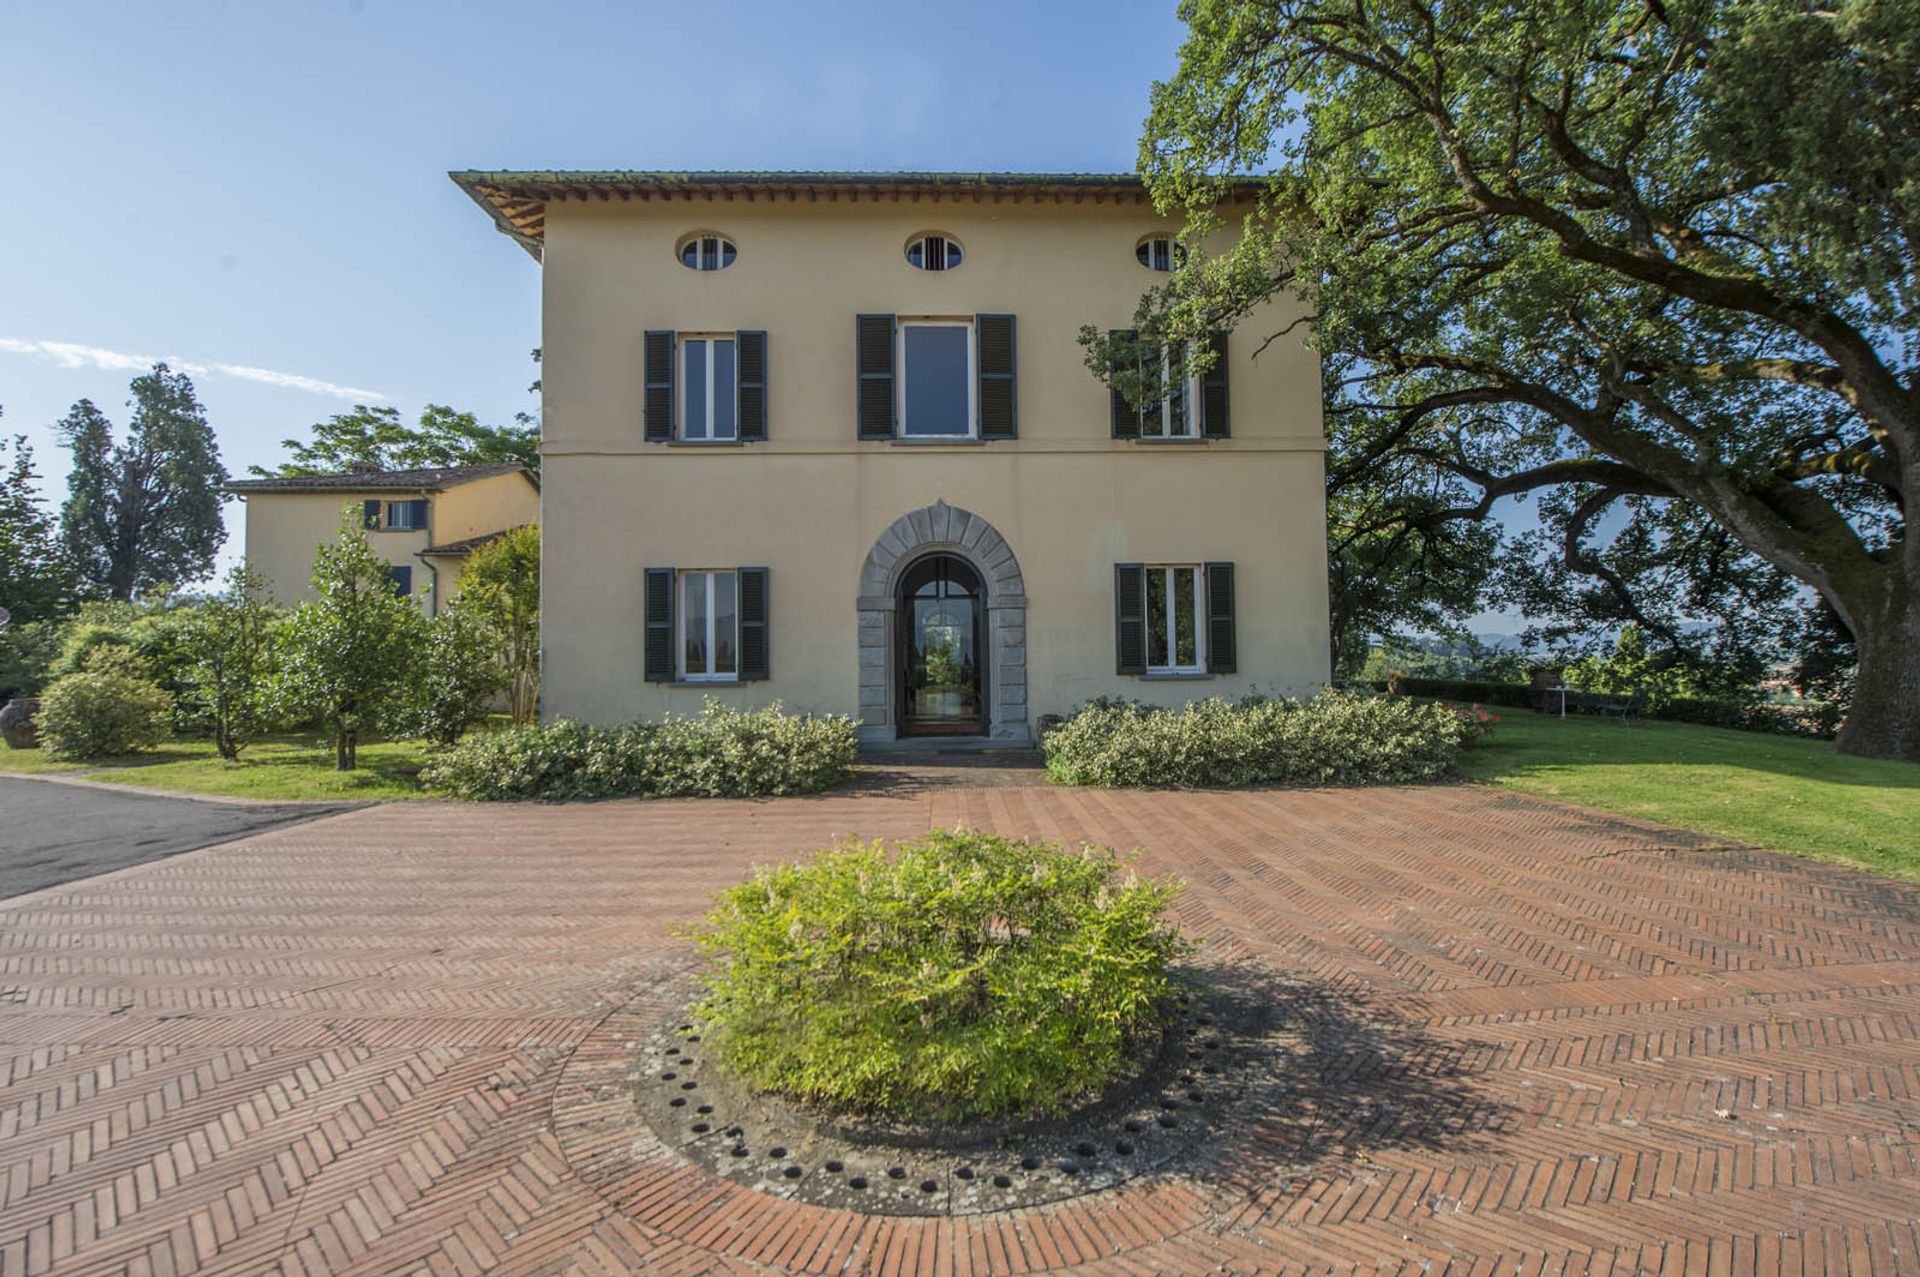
460, 524, 540, 723
179, 563, 281, 759
276, 508, 426, 769
404, 595, 507, 745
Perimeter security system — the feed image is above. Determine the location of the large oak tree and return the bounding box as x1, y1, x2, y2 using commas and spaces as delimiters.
1129, 0, 1916, 758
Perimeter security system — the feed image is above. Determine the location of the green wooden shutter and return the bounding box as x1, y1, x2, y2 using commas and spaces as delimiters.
408, 498, 429, 528
738, 566, 770, 680
361, 499, 381, 529
644, 567, 676, 682
856, 313, 895, 439
1205, 561, 1237, 673
736, 330, 767, 441
976, 313, 1017, 439
1200, 331, 1231, 438
1114, 563, 1147, 674
644, 330, 675, 442
1109, 329, 1141, 439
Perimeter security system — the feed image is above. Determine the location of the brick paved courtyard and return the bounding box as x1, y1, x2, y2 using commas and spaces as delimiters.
4, 783, 1919, 1275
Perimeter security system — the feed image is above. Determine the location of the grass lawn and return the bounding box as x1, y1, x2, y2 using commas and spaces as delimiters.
0, 732, 433, 801
1458, 709, 1920, 883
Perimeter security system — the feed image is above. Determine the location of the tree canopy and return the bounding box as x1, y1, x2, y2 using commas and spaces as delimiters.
57, 364, 228, 601
0, 423, 75, 624
255, 404, 539, 478
1126, 0, 1918, 758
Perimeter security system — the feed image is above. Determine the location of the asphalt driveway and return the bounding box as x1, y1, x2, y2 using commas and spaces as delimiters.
0, 775, 351, 898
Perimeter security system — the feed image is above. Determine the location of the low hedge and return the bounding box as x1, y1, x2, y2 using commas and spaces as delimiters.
1042, 690, 1466, 788
1380, 676, 1536, 709
1366, 677, 1844, 740
685, 829, 1190, 1122
418, 700, 858, 801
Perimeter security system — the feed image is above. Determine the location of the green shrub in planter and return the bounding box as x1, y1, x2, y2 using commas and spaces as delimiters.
37, 669, 172, 760
418, 700, 858, 801
1043, 689, 1465, 788
685, 830, 1191, 1122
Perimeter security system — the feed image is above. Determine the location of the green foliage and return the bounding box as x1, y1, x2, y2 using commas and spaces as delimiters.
684, 830, 1192, 1122
177, 564, 282, 759
402, 597, 507, 746
1043, 690, 1465, 788
57, 365, 227, 600
419, 701, 858, 801
255, 403, 539, 478
46, 596, 201, 725
458, 524, 540, 723
275, 509, 427, 769
1357, 635, 1529, 685
1562, 625, 1708, 712
1127, 0, 1916, 759
0, 619, 61, 702
0, 428, 76, 624
37, 668, 172, 759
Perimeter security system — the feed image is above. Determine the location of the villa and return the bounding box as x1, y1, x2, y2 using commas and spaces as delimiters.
224, 462, 539, 612
452, 171, 1329, 744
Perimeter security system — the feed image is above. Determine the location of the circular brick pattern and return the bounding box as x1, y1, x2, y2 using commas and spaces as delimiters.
550, 961, 1274, 1268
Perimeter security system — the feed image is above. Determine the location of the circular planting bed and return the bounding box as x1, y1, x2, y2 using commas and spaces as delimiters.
624, 965, 1278, 1216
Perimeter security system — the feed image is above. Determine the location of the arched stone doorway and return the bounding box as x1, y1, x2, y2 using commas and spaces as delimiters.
856, 500, 1028, 744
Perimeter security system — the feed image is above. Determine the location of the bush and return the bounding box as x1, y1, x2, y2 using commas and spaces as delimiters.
401, 598, 506, 746
685, 830, 1191, 1122
37, 669, 172, 759
1043, 689, 1465, 788
419, 700, 858, 801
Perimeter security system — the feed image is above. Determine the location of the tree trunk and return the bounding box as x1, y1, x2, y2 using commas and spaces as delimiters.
1834, 578, 1920, 762
334, 724, 351, 771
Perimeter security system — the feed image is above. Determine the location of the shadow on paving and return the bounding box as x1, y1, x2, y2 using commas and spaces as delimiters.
1187, 961, 1505, 1200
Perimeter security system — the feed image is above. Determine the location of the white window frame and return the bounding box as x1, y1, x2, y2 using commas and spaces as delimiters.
1145, 564, 1206, 674
1141, 343, 1200, 440
907, 233, 963, 271
1137, 236, 1187, 272
678, 569, 740, 683
679, 235, 737, 271
679, 333, 739, 442
896, 319, 977, 439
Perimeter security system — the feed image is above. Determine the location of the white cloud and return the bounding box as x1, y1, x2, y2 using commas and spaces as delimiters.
0, 337, 386, 402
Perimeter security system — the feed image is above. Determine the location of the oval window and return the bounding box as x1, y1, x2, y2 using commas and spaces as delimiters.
677, 234, 738, 271
1136, 236, 1185, 272
905, 232, 963, 271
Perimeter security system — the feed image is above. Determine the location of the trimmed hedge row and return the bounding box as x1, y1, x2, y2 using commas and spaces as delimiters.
418, 701, 858, 801
1364, 676, 1843, 740
1042, 690, 1466, 789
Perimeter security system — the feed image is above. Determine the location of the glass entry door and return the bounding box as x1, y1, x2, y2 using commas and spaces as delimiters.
898, 555, 985, 736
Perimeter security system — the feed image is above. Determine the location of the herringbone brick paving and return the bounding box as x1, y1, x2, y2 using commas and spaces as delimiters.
2, 783, 1918, 1275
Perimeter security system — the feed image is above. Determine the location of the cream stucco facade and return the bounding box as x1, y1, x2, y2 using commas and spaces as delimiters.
227, 467, 539, 611
460, 172, 1330, 743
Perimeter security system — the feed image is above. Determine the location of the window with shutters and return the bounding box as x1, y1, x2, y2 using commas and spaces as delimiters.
677, 233, 737, 271
1135, 236, 1185, 272
898, 320, 976, 438
679, 570, 739, 682
905, 232, 963, 271
1141, 342, 1200, 439
382, 499, 428, 531
387, 564, 414, 598
680, 335, 738, 441
1144, 565, 1205, 673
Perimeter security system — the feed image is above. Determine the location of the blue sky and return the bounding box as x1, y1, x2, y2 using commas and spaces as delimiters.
2, 0, 1186, 568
